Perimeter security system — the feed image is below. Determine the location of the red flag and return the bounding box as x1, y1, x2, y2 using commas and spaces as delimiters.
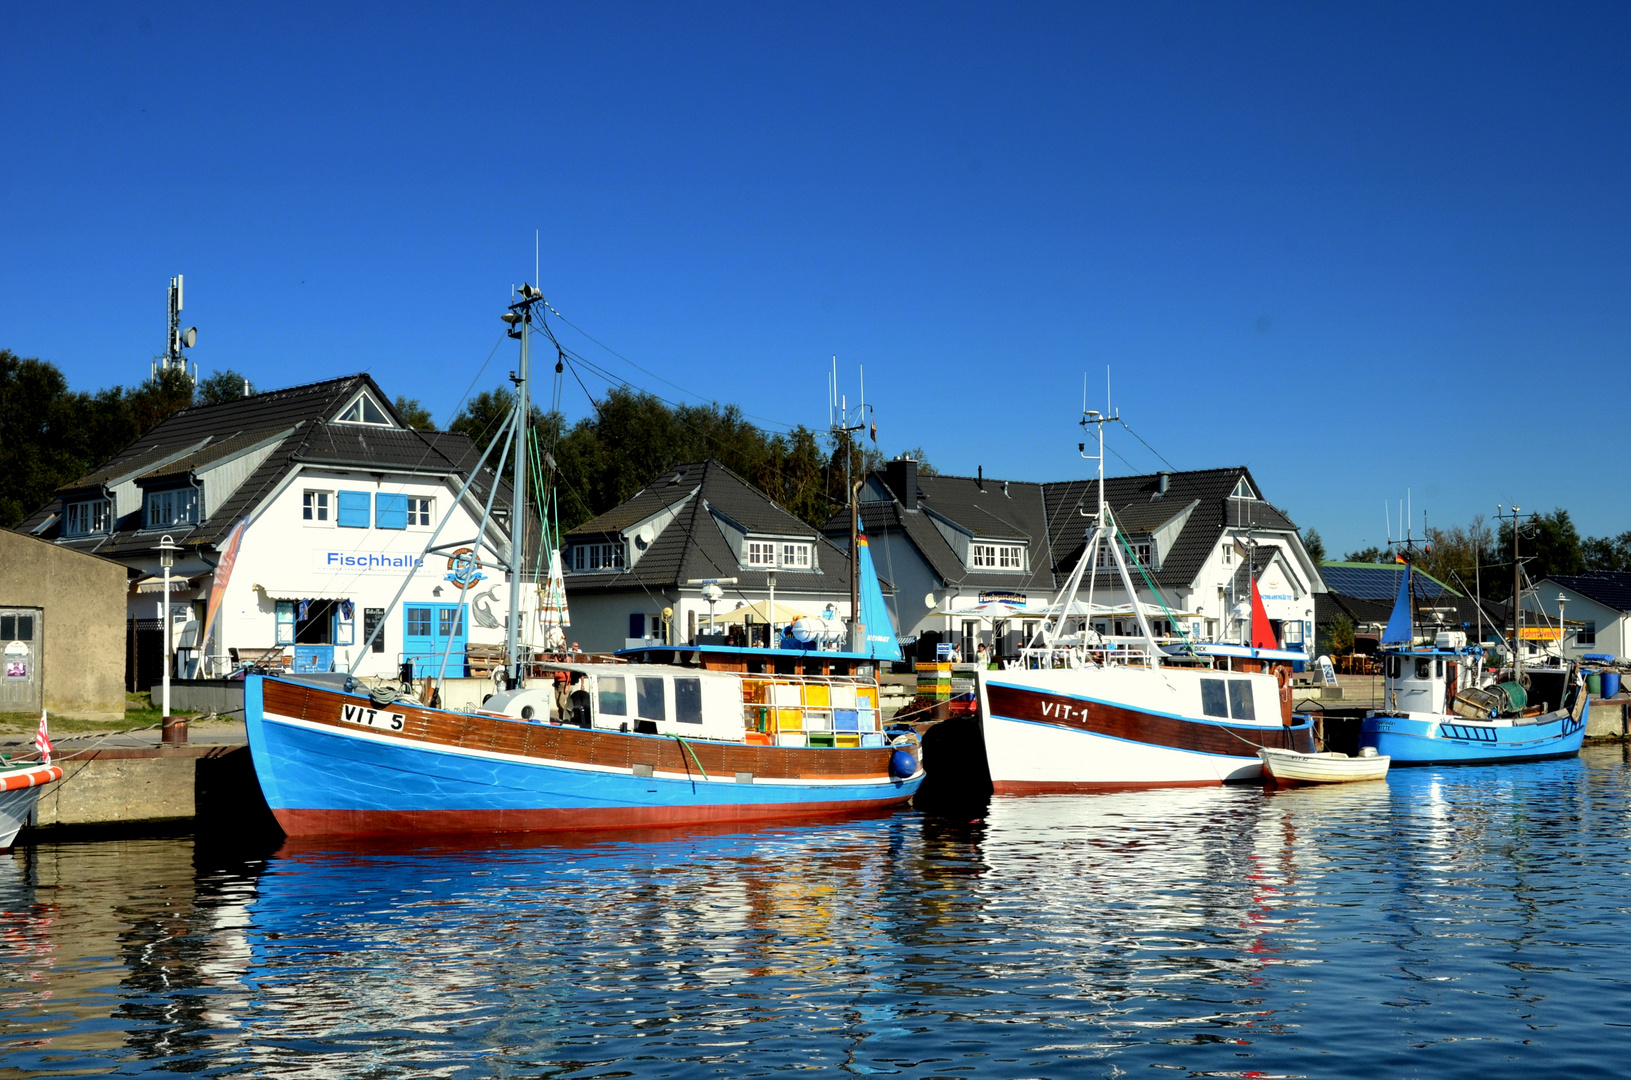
34, 709, 52, 764
1249, 576, 1278, 650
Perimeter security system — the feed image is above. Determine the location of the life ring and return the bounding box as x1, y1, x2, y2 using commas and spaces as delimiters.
1275, 666, 1290, 690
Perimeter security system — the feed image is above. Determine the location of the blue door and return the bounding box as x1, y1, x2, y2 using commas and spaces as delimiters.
404, 604, 467, 677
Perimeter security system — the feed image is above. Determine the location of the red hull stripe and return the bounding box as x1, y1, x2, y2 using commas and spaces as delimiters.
991, 778, 1222, 795
0, 765, 62, 792
273, 796, 913, 837
985, 683, 1315, 757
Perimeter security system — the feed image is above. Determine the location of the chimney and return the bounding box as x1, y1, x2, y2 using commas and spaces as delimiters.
884, 456, 919, 512
1157, 470, 1172, 496
977, 465, 984, 491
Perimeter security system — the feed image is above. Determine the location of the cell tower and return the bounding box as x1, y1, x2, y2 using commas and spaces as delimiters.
152, 274, 199, 384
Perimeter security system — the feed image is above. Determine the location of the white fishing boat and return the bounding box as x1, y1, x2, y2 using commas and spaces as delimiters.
952, 406, 1316, 795
1258, 746, 1389, 785
1, 716, 62, 848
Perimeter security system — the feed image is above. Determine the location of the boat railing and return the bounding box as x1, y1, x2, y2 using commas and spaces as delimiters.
1010, 641, 1164, 671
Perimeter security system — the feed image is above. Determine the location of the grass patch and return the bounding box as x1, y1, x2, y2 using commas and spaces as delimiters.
0, 691, 198, 736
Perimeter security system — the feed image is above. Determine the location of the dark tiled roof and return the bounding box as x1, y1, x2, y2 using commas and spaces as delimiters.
564, 460, 860, 603
1318, 562, 1458, 600
825, 475, 1059, 591
1546, 572, 1631, 613
15, 373, 510, 558
1042, 467, 1299, 591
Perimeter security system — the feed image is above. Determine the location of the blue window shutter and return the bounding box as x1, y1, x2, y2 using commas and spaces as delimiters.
376, 493, 408, 530
337, 490, 371, 528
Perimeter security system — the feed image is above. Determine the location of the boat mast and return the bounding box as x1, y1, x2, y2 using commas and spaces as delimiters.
506, 283, 544, 688
1498, 504, 1522, 675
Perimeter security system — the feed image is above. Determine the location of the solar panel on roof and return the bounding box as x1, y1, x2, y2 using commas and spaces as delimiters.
1319, 564, 1453, 601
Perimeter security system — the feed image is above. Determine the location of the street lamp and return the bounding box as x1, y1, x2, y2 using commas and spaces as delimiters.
158, 534, 187, 746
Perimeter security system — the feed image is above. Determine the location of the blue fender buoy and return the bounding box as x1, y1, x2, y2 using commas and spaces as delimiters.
890, 749, 918, 778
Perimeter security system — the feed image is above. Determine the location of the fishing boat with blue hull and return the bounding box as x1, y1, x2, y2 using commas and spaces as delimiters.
1358, 560, 1587, 766
242, 281, 920, 838
244, 645, 920, 837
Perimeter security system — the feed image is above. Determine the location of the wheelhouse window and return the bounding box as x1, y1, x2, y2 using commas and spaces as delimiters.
972, 543, 1024, 570
636, 676, 666, 721
674, 677, 703, 724
571, 542, 625, 571
1201, 678, 1257, 721
598, 675, 628, 716
144, 487, 199, 529
746, 541, 776, 567
779, 542, 812, 569
302, 490, 331, 523
63, 499, 111, 537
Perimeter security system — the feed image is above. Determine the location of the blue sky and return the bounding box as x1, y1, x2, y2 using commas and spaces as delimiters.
3, 3, 1628, 556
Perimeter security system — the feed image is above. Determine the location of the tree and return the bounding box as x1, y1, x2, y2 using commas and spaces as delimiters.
393, 396, 435, 430
1302, 528, 1326, 563
1342, 546, 1386, 563
1583, 530, 1631, 572
1497, 509, 1582, 594
198, 369, 254, 405
1321, 614, 1355, 656
448, 388, 519, 451
0, 352, 195, 528
896, 446, 938, 476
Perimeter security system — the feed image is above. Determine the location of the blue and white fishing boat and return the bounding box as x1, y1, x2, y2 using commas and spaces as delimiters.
243, 283, 921, 838
1359, 561, 1586, 766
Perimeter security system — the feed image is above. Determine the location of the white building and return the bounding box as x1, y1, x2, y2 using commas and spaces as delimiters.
1525, 573, 1631, 661
561, 460, 863, 653
824, 458, 1326, 659
17, 375, 517, 682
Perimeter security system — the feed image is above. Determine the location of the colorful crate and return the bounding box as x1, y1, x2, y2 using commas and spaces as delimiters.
833, 709, 860, 732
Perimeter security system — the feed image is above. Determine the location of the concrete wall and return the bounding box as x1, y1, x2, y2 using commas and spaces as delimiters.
0, 530, 126, 719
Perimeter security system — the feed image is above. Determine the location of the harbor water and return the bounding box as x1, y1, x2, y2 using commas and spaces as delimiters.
7, 747, 1631, 1077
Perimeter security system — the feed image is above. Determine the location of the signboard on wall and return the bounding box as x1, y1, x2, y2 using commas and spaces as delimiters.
312, 550, 426, 575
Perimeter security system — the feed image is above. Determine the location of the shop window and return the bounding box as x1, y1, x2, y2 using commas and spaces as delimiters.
335, 603, 355, 646
337, 491, 370, 528
375, 493, 408, 530
276, 602, 296, 645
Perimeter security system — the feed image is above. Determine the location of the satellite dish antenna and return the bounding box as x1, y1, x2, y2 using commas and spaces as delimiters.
925, 592, 938, 610
182, 327, 197, 348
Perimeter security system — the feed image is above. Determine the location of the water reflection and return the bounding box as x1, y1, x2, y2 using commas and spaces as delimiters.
4, 751, 1631, 1077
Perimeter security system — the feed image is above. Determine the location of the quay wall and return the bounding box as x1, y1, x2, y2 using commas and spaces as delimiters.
30, 745, 278, 837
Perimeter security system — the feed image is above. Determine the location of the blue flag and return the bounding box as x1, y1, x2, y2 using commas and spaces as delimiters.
1381, 564, 1413, 647
855, 522, 902, 662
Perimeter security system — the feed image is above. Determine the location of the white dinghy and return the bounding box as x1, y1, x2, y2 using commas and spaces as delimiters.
1258, 745, 1390, 786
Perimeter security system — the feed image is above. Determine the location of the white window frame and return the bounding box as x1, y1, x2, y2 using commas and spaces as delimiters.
973, 543, 1025, 571
571, 542, 625, 572
779, 542, 812, 569
335, 391, 393, 427
1222, 544, 1235, 566
302, 489, 332, 525
407, 496, 433, 528
63, 498, 111, 537
745, 541, 776, 568
144, 487, 199, 529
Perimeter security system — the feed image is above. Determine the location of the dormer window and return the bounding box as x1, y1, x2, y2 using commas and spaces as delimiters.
746, 541, 776, 568
144, 487, 199, 529
570, 542, 625, 571
1230, 477, 1256, 500
972, 543, 1024, 571
336, 391, 392, 426
63, 498, 111, 537
779, 542, 812, 569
